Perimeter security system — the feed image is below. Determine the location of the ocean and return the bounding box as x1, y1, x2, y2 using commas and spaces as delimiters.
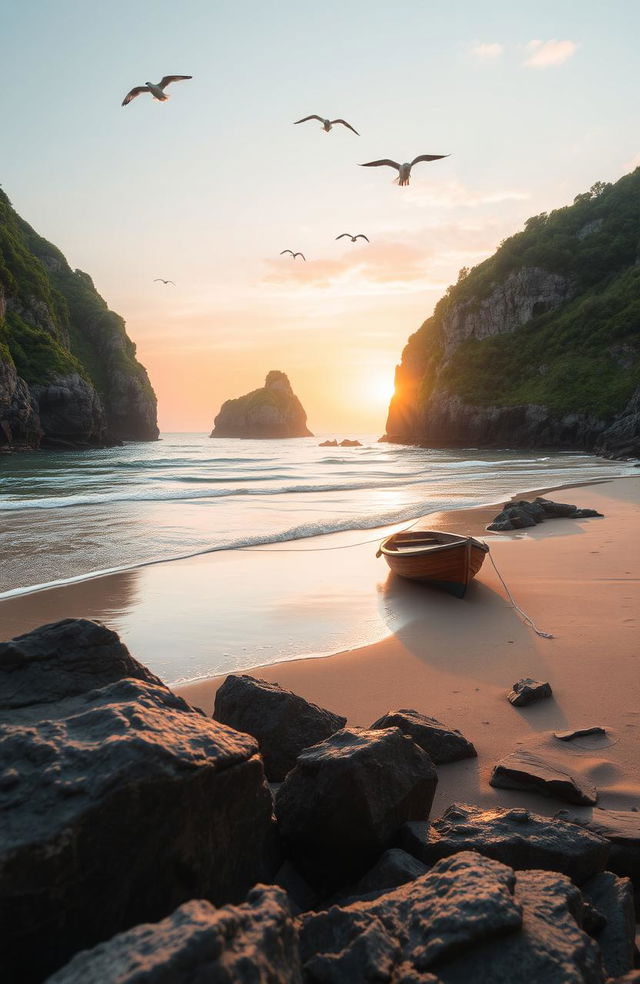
1, 433, 634, 599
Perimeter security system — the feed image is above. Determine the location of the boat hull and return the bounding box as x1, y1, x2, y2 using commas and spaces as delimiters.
378, 532, 489, 598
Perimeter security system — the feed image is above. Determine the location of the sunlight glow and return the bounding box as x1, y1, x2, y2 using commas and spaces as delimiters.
362, 370, 396, 410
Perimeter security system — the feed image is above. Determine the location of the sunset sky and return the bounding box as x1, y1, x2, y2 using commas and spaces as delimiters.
3, 0, 638, 433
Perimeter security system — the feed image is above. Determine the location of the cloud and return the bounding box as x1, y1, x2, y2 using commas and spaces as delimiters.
524, 40, 578, 68
470, 42, 504, 61
402, 179, 530, 209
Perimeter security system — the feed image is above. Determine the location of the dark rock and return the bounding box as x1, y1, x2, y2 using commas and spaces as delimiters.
534, 496, 603, 519
298, 852, 523, 979
555, 726, 606, 741
437, 868, 603, 984
275, 727, 438, 892
400, 803, 609, 884
596, 386, 640, 460
608, 975, 640, 984
370, 708, 476, 764
490, 750, 598, 805
583, 871, 636, 979
557, 809, 640, 880
319, 439, 338, 446
507, 678, 553, 707
334, 848, 429, 904
46, 885, 303, 983
213, 674, 346, 781
274, 860, 319, 914
0, 618, 163, 709
339, 438, 362, 446
488, 497, 603, 531
487, 506, 538, 532
210, 370, 312, 439
1, 673, 277, 982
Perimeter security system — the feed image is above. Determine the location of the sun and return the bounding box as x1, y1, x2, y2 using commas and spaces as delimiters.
363, 370, 396, 408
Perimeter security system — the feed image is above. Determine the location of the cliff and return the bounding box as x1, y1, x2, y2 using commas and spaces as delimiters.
210, 371, 313, 439
384, 169, 640, 456
0, 189, 158, 450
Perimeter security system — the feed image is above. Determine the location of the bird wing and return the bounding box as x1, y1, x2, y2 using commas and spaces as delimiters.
293, 115, 324, 124
167, 281, 176, 286
410, 154, 450, 166
359, 159, 400, 171
355, 234, 370, 242
159, 75, 193, 89
294, 253, 306, 261
331, 119, 359, 135
122, 86, 149, 106
280, 250, 294, 256
153, 278, 165, 282
335, 234, 352, 240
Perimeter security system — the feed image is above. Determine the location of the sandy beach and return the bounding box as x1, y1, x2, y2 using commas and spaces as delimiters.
178, 476, 640, 820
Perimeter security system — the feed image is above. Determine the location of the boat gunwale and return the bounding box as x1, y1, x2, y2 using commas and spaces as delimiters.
379, 531, 489, 559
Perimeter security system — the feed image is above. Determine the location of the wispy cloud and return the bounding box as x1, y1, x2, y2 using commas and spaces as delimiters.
470, 42, 504, 61
402, 179, 530, 209
524, 39, 579, 68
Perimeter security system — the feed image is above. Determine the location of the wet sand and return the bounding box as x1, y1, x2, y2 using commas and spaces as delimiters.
178, 477, 640, 819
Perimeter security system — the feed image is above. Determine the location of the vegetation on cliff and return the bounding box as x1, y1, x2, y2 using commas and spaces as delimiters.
210, 370, 313, 439
388, 168, 640, 443
0, 188, 157, 446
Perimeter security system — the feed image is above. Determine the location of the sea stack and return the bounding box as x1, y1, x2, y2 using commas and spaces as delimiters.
210, 371, 313, 439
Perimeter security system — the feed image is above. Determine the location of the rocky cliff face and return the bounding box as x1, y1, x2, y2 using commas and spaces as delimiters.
210, 371, 313, 439
0, 190, 158, 450
384, 170, 640, 455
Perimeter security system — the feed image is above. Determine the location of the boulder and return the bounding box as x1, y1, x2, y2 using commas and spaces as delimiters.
583, 871, 636, 979
333, 848, 429, 905
370, 708, 476, 764
0, 631, 277, 982
46, 886, 302, 983
490, 750, 598, 805
298, 853, 523, 979
210, 370, 312, 439
319, 439, 338, 446
436, 868, 603, 984
339, 438, 362, 446
0, 618, 163, 709
275, 727, 438, 892
400, 803, 609, 884
213, 674, 346, 781
534, 496, 603, 519
488, 497, 603, 531
557, 809, 640, 880
507, 678, 553, 707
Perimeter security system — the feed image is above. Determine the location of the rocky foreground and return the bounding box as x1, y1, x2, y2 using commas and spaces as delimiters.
1, 619, 638, 982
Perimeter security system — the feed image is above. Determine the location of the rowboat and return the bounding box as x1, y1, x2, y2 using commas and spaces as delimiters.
376, 530, 489, 598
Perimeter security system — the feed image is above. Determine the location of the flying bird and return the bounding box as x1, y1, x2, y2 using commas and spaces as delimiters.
294, 115, 359, 135
154, 279, 176, 286
336, 233, 370, 243
360, 154, 450, 186
122, 75, 192, 107
280, 250, 306, 261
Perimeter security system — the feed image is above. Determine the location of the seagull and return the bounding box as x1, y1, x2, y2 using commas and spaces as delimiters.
280, 250, 306, 261
294, 115, 359, 135
360, 154, 450, 186
122, 75, 192, 107
154, 279, 176, 286
336, 233, 370, 243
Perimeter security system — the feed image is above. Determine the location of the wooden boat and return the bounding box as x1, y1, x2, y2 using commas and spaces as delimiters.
376, 530, 489, 598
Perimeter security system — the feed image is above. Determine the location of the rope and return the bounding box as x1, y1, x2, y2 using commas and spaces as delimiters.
484, 546, 555, 639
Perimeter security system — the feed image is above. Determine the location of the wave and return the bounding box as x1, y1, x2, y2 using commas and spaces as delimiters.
0, 497, 459, 601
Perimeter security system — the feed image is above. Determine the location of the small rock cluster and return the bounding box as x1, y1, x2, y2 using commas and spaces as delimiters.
318, 438, 363, 446
488, 496, 603, 532
1, 619, 638, 983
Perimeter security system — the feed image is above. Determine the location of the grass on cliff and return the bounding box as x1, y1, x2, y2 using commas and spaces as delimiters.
0, 312, 85, 384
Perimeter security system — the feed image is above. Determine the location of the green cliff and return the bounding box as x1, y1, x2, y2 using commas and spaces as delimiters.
0, 188, 158, 449
385, 168, 640, 456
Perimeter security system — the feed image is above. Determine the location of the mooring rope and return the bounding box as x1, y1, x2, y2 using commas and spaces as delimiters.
484, 546, 555, 639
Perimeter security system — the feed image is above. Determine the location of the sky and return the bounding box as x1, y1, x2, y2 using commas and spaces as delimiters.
2, 0, 639, 433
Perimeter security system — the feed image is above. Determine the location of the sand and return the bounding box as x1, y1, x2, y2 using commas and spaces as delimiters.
178, 477, 640, 819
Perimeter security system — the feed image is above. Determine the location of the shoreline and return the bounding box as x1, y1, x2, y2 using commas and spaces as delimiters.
0, 473, 621, 606
176, 475, 640, 818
